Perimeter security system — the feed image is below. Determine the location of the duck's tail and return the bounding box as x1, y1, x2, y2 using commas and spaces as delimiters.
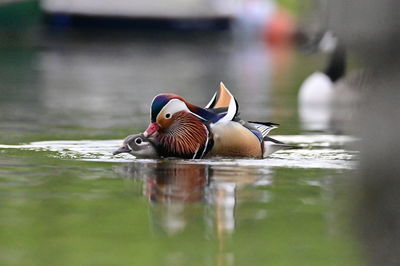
263, 136, 301, 157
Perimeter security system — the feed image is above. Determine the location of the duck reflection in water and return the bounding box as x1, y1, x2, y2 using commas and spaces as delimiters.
116, 162, 263, 236
145, 163, 211, 236
146, 162, 239, 238
116, 162, 271, 265
146, 162, 209, 204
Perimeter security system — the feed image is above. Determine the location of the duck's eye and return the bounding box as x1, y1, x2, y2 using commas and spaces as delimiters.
165, 113, 171, 119
135, 138, 143, 145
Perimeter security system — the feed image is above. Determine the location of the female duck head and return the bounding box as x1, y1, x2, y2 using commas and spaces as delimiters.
113, 133, 159, 158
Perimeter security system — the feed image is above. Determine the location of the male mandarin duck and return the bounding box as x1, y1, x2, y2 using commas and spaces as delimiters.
132, 82, 295, 159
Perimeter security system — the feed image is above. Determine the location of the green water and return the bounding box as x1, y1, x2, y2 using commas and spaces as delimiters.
0, 150, 358, 266
0, 13, 361, 266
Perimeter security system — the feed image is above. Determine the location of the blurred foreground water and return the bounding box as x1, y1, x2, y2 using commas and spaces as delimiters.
0, 21, 362, 266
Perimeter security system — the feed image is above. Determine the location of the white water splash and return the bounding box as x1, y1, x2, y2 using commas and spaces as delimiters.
0, 135, 358, 169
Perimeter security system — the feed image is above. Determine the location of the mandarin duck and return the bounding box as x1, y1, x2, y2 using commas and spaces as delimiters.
130, 82, 295, 159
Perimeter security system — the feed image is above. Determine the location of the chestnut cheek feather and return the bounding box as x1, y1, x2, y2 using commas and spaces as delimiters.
156, 111, 209, 158
157, 116, 173, 132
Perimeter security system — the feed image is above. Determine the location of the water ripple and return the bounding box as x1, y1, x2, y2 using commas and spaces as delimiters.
0, 135, 358, 169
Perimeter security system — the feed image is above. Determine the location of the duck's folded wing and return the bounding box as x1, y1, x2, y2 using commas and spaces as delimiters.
248, 121, 279, 138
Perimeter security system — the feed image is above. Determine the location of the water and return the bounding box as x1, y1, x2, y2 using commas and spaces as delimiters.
0, 26, 360, 265
0, 135, 357, 168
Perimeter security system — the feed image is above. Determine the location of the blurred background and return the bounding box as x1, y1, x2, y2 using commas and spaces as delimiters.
0, 0, 321, 143
0, 0, 399, 265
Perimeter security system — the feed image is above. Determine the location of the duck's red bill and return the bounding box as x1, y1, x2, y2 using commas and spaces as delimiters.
144, 122, 159, 137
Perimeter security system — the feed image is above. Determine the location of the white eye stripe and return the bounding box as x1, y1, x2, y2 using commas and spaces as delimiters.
156, 99, 189, 121
156, 98, 207, 122
135, 138, 148, 146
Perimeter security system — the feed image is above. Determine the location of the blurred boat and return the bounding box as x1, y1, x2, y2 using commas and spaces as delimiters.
40, 0, 237, 29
